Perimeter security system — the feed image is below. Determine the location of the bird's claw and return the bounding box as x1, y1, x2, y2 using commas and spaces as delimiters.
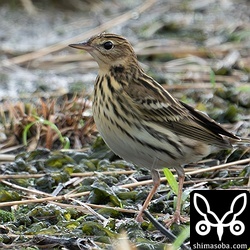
164, 211, 189, 228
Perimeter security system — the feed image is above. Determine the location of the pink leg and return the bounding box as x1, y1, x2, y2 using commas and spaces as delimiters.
136, 181, 160, 222
136, 169, 160, 222
165, 174, 189, 227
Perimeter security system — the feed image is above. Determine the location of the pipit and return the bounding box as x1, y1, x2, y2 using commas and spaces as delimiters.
69, 33, 243, 226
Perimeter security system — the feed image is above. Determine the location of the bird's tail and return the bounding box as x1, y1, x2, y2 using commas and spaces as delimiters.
230, 137, 250, 149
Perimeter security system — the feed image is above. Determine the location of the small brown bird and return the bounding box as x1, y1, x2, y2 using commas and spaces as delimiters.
69, 33, 241, 225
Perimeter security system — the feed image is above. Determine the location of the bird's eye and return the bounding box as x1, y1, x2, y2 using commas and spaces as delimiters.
103, 41, 114, 50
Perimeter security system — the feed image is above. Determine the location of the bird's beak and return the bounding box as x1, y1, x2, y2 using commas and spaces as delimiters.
69, 41, 92, 51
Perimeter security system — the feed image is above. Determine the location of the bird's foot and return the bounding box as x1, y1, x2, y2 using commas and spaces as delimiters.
135, 209, 144, 222
164, 210, 189, 228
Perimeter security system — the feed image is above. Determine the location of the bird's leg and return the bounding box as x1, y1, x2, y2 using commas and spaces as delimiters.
165, 170, 189, 227
172, 175, 185, 223
136, 169, 160, 222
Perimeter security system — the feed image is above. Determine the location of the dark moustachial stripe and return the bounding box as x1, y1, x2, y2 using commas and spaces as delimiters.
110, 66, 127, 88
112, 65, 125, 74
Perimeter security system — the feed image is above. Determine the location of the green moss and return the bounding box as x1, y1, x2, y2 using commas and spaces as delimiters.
0, 209, 14, 223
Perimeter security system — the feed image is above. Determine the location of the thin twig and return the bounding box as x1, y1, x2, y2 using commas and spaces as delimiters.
50, 201, 138, 214
0, 191, 90, 207
70, 198, 109, 225
0, 154, 16, 162
0, 170, 136, 180
185, 158, 250, 176
120, 158, 250, 189
184, 176, 248, 185
0, 173, 45, 179
1, 180, 53, 197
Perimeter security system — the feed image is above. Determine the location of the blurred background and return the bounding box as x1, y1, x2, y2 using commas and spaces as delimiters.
0, 0, 250, 149
1, 0, 250, 100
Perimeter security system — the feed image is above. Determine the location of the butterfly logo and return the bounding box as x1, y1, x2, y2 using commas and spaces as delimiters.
193, 193, 247, 241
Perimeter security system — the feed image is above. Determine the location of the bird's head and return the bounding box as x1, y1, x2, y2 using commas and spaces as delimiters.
69, 33, 138, 71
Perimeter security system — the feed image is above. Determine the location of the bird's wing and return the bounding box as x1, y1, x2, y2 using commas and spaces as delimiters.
123, 75, 239, 147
